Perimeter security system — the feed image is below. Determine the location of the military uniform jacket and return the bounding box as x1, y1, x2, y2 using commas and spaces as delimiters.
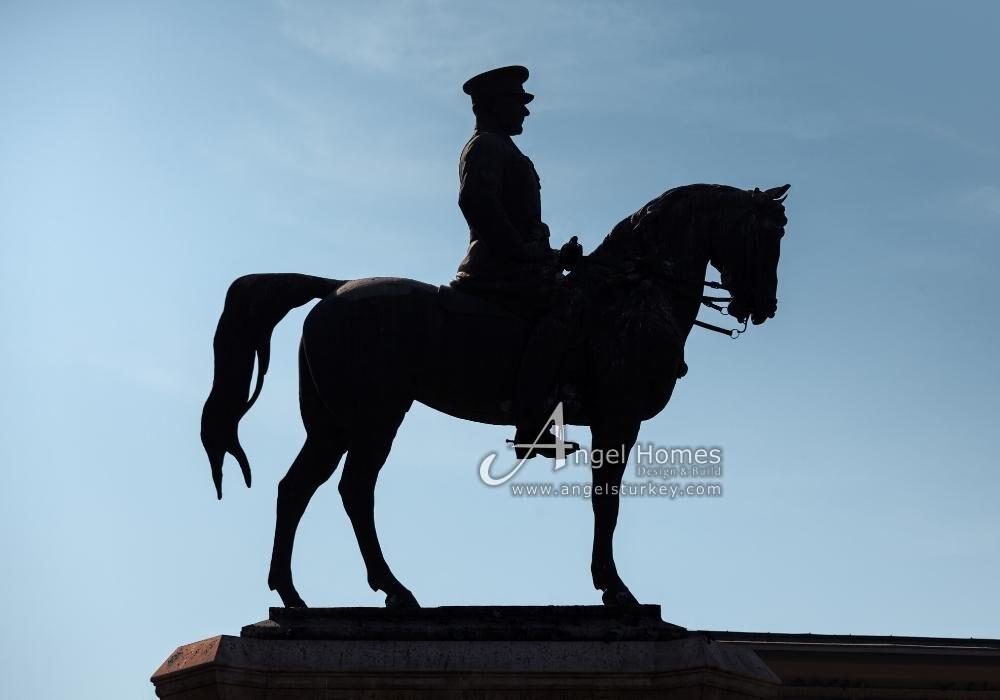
454, 129, 558, 293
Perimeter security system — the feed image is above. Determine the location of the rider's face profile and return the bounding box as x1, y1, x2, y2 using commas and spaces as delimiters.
481, 97, 529, 135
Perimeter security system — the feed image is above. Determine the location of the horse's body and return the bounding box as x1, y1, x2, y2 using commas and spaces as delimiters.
303, 275, 685, 427
201, 183, 789, 608
308, 277, 535, 427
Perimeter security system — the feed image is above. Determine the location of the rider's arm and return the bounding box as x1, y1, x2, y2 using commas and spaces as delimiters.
458, 134, 525, 260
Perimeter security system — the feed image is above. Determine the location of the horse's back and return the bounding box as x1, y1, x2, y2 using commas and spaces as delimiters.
331, 276, 438, 301
302, 277, 530, 425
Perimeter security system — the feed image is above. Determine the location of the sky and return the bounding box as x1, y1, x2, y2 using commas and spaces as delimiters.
1, 1, 998, 697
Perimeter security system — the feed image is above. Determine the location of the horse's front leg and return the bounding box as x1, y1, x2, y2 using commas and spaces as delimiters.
589, 418, 641, 607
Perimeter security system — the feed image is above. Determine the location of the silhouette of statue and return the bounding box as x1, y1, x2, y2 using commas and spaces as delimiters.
200, 66, 790, 610
450, 66, 584, 459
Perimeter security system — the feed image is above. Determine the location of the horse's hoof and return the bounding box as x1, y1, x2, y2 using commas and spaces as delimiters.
276, 590, 307, 608
283, 596, 307, 608
269, 579, 307, 608
385, 589, 420, 609
602, 587, 640, 607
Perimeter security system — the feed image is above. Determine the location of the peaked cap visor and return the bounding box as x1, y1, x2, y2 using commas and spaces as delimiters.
463, 65, 533, 103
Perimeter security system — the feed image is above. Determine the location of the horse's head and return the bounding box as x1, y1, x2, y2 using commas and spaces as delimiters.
711, 184, 789, 326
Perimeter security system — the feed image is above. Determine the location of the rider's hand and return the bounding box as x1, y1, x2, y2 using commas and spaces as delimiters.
558, 236, 583, 271
519, 241, 556, 264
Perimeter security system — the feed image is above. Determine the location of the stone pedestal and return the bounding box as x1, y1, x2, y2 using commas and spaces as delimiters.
152, 606, 779, 699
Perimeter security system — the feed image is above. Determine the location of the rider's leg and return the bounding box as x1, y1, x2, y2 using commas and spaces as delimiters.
512, 286, 584, 459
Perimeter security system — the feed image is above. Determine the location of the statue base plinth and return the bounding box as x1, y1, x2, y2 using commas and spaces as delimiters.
152, 606, 779, 699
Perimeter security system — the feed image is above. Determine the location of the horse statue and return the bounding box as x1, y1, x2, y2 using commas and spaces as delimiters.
201, 182, 790, 609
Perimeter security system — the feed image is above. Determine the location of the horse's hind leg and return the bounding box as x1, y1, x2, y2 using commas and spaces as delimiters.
267, 433, 345, 607
267, 346, 347, 608
338, 408, 418, 609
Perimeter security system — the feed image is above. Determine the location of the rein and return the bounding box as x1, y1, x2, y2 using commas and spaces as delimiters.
619, 192, 752, 340
576, 257, 749, 340
665, 277, 749, 340
694, 281, 747, 339
591, 183, 786, 341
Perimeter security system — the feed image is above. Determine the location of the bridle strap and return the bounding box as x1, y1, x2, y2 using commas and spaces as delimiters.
701, 296, 730, 313
625, 195, 762, 341
694, 318, 747, 339
647, 274, 749, 340
585, 222, 750, 339
696, 281, 747, 339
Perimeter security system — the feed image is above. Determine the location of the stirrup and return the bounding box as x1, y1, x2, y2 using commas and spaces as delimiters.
507, 432, 581, 460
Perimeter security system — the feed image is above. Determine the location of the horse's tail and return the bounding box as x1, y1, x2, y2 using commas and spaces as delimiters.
201, 273, 346, 499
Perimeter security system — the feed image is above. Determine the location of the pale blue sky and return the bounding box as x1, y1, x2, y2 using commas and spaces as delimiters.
2, 1, 998, 697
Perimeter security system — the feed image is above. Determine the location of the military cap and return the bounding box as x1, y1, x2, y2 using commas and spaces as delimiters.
462, 65, 534, 103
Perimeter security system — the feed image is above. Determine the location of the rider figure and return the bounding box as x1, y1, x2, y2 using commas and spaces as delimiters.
451, 65, 583, 459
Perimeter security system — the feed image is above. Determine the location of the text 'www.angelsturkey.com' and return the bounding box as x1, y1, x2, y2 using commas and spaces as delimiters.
508, 481, 723, 499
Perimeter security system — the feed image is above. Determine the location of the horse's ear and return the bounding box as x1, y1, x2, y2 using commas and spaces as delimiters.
764, 184, 790, 201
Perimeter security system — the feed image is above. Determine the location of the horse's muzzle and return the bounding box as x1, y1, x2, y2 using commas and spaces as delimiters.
751, 298, 777, 325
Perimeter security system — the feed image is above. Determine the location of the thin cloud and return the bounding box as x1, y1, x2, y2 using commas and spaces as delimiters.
274, 0, 697, 102
209, 78, 452, 198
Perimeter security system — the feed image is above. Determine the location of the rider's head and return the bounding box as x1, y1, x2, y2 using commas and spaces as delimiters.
464, 65, 533, 136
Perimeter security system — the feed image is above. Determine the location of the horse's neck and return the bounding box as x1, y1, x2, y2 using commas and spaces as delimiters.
589, 213, 710, 285
660, 223, 711, 285
581, 200, 714, 347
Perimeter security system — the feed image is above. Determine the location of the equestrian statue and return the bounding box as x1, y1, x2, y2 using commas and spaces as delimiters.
200, 66, 790, 609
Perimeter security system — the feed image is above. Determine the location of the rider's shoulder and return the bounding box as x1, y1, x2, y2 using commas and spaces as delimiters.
464, 130, 514, 155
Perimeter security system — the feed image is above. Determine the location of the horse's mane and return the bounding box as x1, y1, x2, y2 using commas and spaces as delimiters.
590, 184, 747, 264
